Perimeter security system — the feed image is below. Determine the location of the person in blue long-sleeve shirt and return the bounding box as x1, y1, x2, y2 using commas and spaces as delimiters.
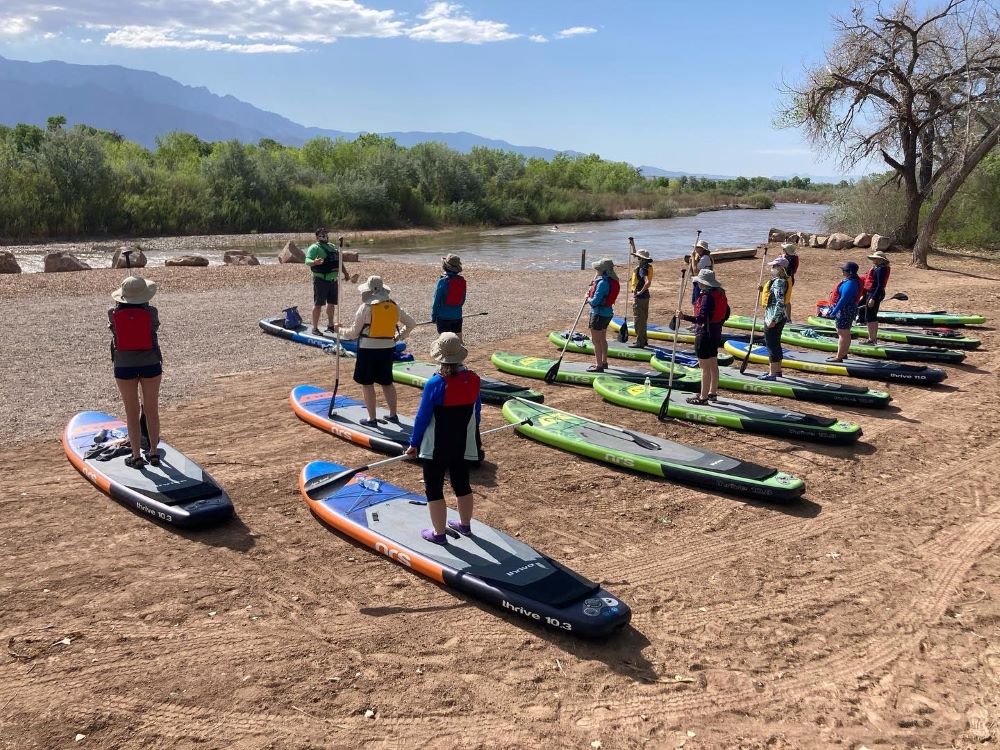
586, 257, 620, 372
431, 254, 467, 341
828, 261, 862, 362
405, 333, 482, 546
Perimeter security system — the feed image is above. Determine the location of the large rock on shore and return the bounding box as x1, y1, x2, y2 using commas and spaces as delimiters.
44, 251, 91, 272
853, 233, 872, 248
809, 234, 829, 248
768, 228, 790, 242
223, 250, 260, 266
165, 255, 209, 267
0, 250, 21, 274
826, 233, 854, 250
111, 245, 147, 269
278, 241, 304, 264
870, 234, 891, 251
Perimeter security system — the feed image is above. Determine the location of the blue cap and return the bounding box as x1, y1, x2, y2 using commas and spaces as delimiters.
841, 261, 859, 273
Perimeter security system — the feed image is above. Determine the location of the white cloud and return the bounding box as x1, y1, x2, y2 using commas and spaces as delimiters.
529, 34, 548, 43
407, 2, 518, 44
103, 26, 302, 54
557, 26, 597, 38
0, 15, 36, 36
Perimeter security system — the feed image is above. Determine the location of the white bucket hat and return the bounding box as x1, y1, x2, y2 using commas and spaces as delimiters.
430, 332, 468, 364
781, 243, 797, 255
694, 240, 710, 253
358, 275, 391, 302
693, 268, 722, 288
112, 276, 156, 304
591, 257, 615, 273
632, 248, 652, 261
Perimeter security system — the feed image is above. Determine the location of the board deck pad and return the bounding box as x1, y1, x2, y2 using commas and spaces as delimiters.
548, 331, 734, 367
501, 398, 805, 501
301, 460, 630, 636
259, 316, 413, 361
63, 411, 233, 528
290, 384, 414, 454
392, 360, 544, 404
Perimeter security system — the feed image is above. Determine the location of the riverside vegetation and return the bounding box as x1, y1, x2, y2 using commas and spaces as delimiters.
0, 117, 836, 241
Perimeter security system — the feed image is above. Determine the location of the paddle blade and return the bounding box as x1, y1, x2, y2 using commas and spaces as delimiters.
305, 467, 362, 499
656, 390, 672, 421
617, 322, 629, 343
543, 360, 561, 384
624, 429, 660, 451
891, 292, 909, 301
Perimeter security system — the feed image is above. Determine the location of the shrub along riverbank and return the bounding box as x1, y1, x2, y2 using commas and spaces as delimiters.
0, 118, 839, 241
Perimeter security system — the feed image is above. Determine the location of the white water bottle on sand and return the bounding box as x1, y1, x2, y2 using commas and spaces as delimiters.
644, 377, 651, 397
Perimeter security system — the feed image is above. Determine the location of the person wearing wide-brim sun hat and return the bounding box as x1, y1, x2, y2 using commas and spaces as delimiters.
337, 275, 416, 426
679, 268, 729, 404
858, 250, 891, 344
688, 239, 713, 305
405, 333, 483, 546
432, 253, 467, 341
780, 242, 799, 321
585, 257, 620, 372
108, 276, 163, 469
629, 248, 654, 348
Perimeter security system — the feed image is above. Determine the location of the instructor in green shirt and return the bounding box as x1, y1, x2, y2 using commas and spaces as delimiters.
305, 227, 355, 335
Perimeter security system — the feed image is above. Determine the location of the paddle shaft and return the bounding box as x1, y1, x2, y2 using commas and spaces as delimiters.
544, 293, 590, 383
328, 237, 345, 418
658, 242, 693, 420
415, 311, 488, 327
619, 237, 635, 342
740, 246, 769, 374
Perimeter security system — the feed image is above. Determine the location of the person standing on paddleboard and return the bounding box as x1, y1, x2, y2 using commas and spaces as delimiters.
759, 257, 790, 380
404, 333, 482, 545
680, 268, 728, 404
586, 258, 620, 372
780, 243, 798, 321
858, 250, 890, 344
108, 277, 162, 468
305, 227, 356, 336
431, 254, 467, 342
827, 261, 863, 362
629, 248, 653, 348
337, 276, 416, 427
689, 240, 713, 305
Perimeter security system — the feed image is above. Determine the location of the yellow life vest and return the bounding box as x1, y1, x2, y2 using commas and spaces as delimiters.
760, 276, 794, 307
630, 264, 653, 292
365, 300, 399, 339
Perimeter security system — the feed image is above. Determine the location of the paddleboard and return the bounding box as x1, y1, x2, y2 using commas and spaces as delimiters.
724, 341, 947, 385
290, 385, 414, 455
547, 331, 735, 367
804, 316, 981, 350
259, 316, 414, 361
300, 460, 631, 637
648, 357, 891, 408
393, 361, 544, 405
813, 304, 985, 327
491, 352, 696, 388
63, 411, 233, 528
608, 316, 743, 346
501, 399, 805, 501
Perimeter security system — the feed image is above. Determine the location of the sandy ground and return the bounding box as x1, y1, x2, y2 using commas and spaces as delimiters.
1, 245, 999, 749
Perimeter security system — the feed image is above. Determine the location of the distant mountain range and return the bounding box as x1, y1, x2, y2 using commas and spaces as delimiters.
0, 55, 842, 182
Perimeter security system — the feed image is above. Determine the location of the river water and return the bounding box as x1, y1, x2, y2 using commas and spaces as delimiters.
8, 203, 826, 273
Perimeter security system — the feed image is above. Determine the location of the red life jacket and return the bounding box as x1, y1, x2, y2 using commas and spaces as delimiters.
829, 279, 865, 305
443, 274, 466, 306
588, 275, 620, 307
111, 306, 154, 352
863, 265, 890, 291
442, 369, 481, 406
707, 288, 730, 323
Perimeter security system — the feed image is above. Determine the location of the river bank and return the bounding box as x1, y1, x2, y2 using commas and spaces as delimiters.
1, 246, 998, 747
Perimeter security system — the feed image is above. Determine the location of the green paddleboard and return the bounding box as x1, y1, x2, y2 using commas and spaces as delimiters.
547, 331, 735, 367
804, 316, 981, 350
491, 352, 693, 388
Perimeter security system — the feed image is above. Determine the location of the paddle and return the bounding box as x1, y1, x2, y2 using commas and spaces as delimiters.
415, 311, 488, 327
889, 292, 909, 301
740, 246, 769, 374
617, 237, 636, 342
327, 236, 346, 418
657, 264, 690, 421
544, 293, 590, 384
305, 419, 533, 497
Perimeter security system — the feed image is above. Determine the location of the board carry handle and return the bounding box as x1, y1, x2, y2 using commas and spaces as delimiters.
305, 419, 533, 497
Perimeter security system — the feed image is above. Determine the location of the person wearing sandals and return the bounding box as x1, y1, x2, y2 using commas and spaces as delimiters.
404, 333, 482, 546
586, 257, 620, 372
688, 240, 713, 305
759, 257, 789, 380
827, 261, 862, 362
108, 276, 162, 468
628, 248, 654, 348
680, 268, 728, 404
432, 254, 467, 341
337, 275, 416, 426
858, 250, 890, 344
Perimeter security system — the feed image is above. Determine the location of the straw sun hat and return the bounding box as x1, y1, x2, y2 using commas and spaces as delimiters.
111, 276, 156, 304
442, 254, 462, 272
358, 275, 391, 302
431, 333, 468, 364
693, 268, 722, 287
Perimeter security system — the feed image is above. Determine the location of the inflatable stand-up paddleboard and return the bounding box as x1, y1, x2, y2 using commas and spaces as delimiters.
259, 316, 414, 362
724, 341, 947, 385
300, 461, 631, 637
593, 377, 861, 445
608, 317, 744, 346
805, 316, 981, 349
491, 352, 697, 389
501, 399, 805, 501
392, 360, 544, 405
648, 356, 891, 408
63, 411, 233, 528
548, 331, 735, 367
291, 385, 414, 455
813, 304, 985, 327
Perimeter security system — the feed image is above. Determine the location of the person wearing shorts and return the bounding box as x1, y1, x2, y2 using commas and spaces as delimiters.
680, 269, 727, 404
108, 276, 163, 469
337, 275, 415, 426
827, 262, 862, 362
405, 333, 482, 546
760, 257, 789, 380
857, 250, 890, 343
586, 257, 618, 372
432, 254, 467, 340
305, 227, 355, 335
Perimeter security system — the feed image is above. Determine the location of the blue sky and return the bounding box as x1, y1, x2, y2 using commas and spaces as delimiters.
0, 0, 882, 177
